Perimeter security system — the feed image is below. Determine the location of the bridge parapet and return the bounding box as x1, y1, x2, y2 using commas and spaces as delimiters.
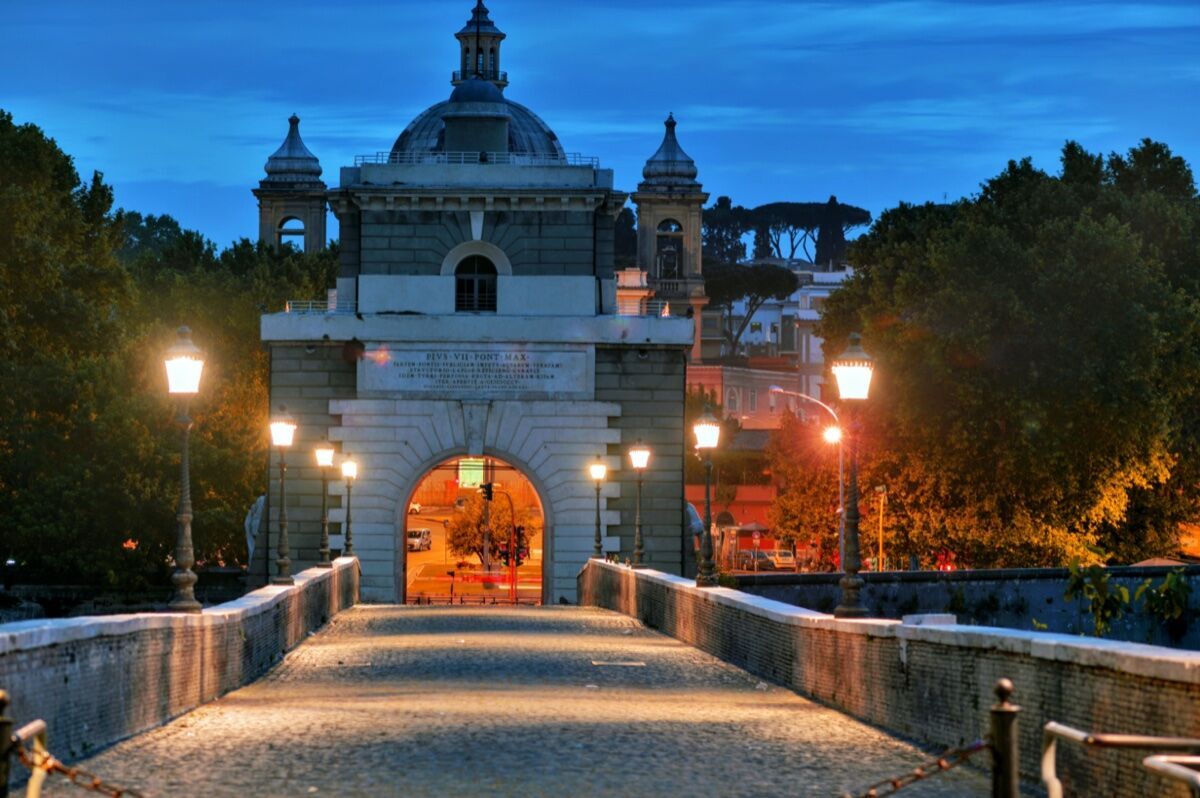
0, 558, 359, 769
579, 560, 1200, 798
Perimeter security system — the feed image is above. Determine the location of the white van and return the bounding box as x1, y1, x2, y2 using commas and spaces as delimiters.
406, 528, 433, 552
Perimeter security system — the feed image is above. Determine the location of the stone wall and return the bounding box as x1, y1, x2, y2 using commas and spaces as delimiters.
737, 565, 1200, 649
579, 560, 1200, 798
356, 210, 599, 277
0, 559, 358, 775
596, 346, 687, 574
259, 343, 358, 584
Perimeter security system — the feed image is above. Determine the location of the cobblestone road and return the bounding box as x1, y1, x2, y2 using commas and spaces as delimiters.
59, 606, 988, 798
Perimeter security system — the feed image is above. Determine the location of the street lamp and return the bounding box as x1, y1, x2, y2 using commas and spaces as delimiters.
628, 441, 651, 567
269, 408, 297, 585
770, 386, 845, 569
341, 458, 358, 557
164, 327, 204, 613
693, 406, 721, 587
831, 332, 875, 618
315, 442, 335, 568
589, 457, 608, 558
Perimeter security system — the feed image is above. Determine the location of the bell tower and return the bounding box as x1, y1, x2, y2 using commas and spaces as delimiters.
453, 1, 508, 91
253, 115, 327, 253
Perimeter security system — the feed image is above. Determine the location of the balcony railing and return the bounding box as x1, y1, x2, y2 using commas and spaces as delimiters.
355, 151, 599, 167
284, 300, 357, 316
452, 69, 508, 83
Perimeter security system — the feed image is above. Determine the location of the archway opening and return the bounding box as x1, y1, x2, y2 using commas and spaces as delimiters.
278, 216, 306, 251
404, 455, 545, 605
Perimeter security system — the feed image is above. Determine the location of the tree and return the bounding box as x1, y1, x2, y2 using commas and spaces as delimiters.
766, 412, 841, 568
0, 108, 339, 588
814, 195, 872, 268
819, 139, 1200, 567
704, 262, 799, 354
614, 206, 637, 268
747, 199, 871, 266
702, 196, 750, 264
446, 491, 543, 565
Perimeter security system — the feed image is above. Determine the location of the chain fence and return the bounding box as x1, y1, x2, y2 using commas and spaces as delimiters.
3, 708, 145, 798
839, 738, 990, 798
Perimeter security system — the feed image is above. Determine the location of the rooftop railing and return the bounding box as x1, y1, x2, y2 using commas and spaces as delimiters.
283, 300, 357, 316
354, 151, 600, 168
452, 69, 508, 83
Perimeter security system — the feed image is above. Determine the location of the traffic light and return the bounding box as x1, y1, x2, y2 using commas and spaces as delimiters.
498, 542, 510, 566
480, 483, 494, 501
513, 526, 525, 567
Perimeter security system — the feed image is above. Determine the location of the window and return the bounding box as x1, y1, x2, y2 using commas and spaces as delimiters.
726, 389, 739, 412
750, 322, 763, 334
455, 256, 498, 312
277, 217, 306, 251
657, 219, 683, 233
656, 218, 685, 279
748, 389, 758, 412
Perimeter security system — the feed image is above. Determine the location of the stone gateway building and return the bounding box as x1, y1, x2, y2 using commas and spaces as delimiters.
254, 2, 705, 604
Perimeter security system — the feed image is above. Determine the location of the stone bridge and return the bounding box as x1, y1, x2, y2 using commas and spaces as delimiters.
2, 559, 1198, 797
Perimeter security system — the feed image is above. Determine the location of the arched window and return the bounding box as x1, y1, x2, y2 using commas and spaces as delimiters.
455, 256, 498, 312
725, 388, 739, 412
656, 218, 684, 279
278, 217, 305, 251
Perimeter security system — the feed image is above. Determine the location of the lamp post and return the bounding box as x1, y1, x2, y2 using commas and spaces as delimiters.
164, 327, 204, 613
269, 408, 297, 585
342, 458, 358, 557
589, 457, 608, 558
315, 442, 335, 567
770, 385, 845, 568
831, 333, 875, 618
628, 441, 651, 568
693, 406, 721, 587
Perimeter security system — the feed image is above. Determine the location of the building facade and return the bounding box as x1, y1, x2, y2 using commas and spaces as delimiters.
255, 2, 693, 604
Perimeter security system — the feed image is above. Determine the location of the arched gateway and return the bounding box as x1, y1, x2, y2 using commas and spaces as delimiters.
255, 3, 700, 604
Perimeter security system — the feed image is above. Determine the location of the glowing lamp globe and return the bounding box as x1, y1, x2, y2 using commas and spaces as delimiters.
693, 408, 721, 450
629, 442, 651, 471
832, 333, 874, 401
165, 327, 204, 395
823, 426, 843, 445
315, 445, 335, 468
589, 459, 608, 482
342, 459, 358, 481
269, 410, 297, 448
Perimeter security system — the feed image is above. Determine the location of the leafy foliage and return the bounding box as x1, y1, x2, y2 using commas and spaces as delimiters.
704, 261, 799, 353
702, 196, 751, 264
819, 139, 1200, 567
1065, 559, 1132, 637
0, 110, 336, 588
766, 412, 841, 567
746, 198, 872, 265
1136, 569, 1192, 625
445, 492, 543, 565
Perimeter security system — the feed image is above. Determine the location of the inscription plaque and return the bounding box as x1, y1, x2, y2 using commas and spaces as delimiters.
360, 345, 591, 400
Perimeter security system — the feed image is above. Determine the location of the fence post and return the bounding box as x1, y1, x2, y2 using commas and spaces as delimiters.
0, 689, 12, 798
991, 678, 1021, 798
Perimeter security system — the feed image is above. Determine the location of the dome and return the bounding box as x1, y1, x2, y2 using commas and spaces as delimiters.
449, 77, 505, 105
641, 113, 699, 187
263, 115, 323, 184
392, 98, 565, 159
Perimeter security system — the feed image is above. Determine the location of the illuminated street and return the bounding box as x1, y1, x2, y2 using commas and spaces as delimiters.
65, 606, 987, 797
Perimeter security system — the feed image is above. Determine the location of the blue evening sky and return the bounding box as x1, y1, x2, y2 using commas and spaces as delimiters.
2, 0, 1198, 248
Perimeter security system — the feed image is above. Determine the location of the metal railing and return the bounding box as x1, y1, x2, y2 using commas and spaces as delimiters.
1042, 721, 1200, 798
452, 69, 508, 83
283, 300, 357, 316
354, 151, 600, 167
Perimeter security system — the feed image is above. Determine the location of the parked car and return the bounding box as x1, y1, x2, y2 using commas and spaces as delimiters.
765, 549, 796, 570
736, 550, 775, 571
406, 528, 433, 552
408, 501, 422, 514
